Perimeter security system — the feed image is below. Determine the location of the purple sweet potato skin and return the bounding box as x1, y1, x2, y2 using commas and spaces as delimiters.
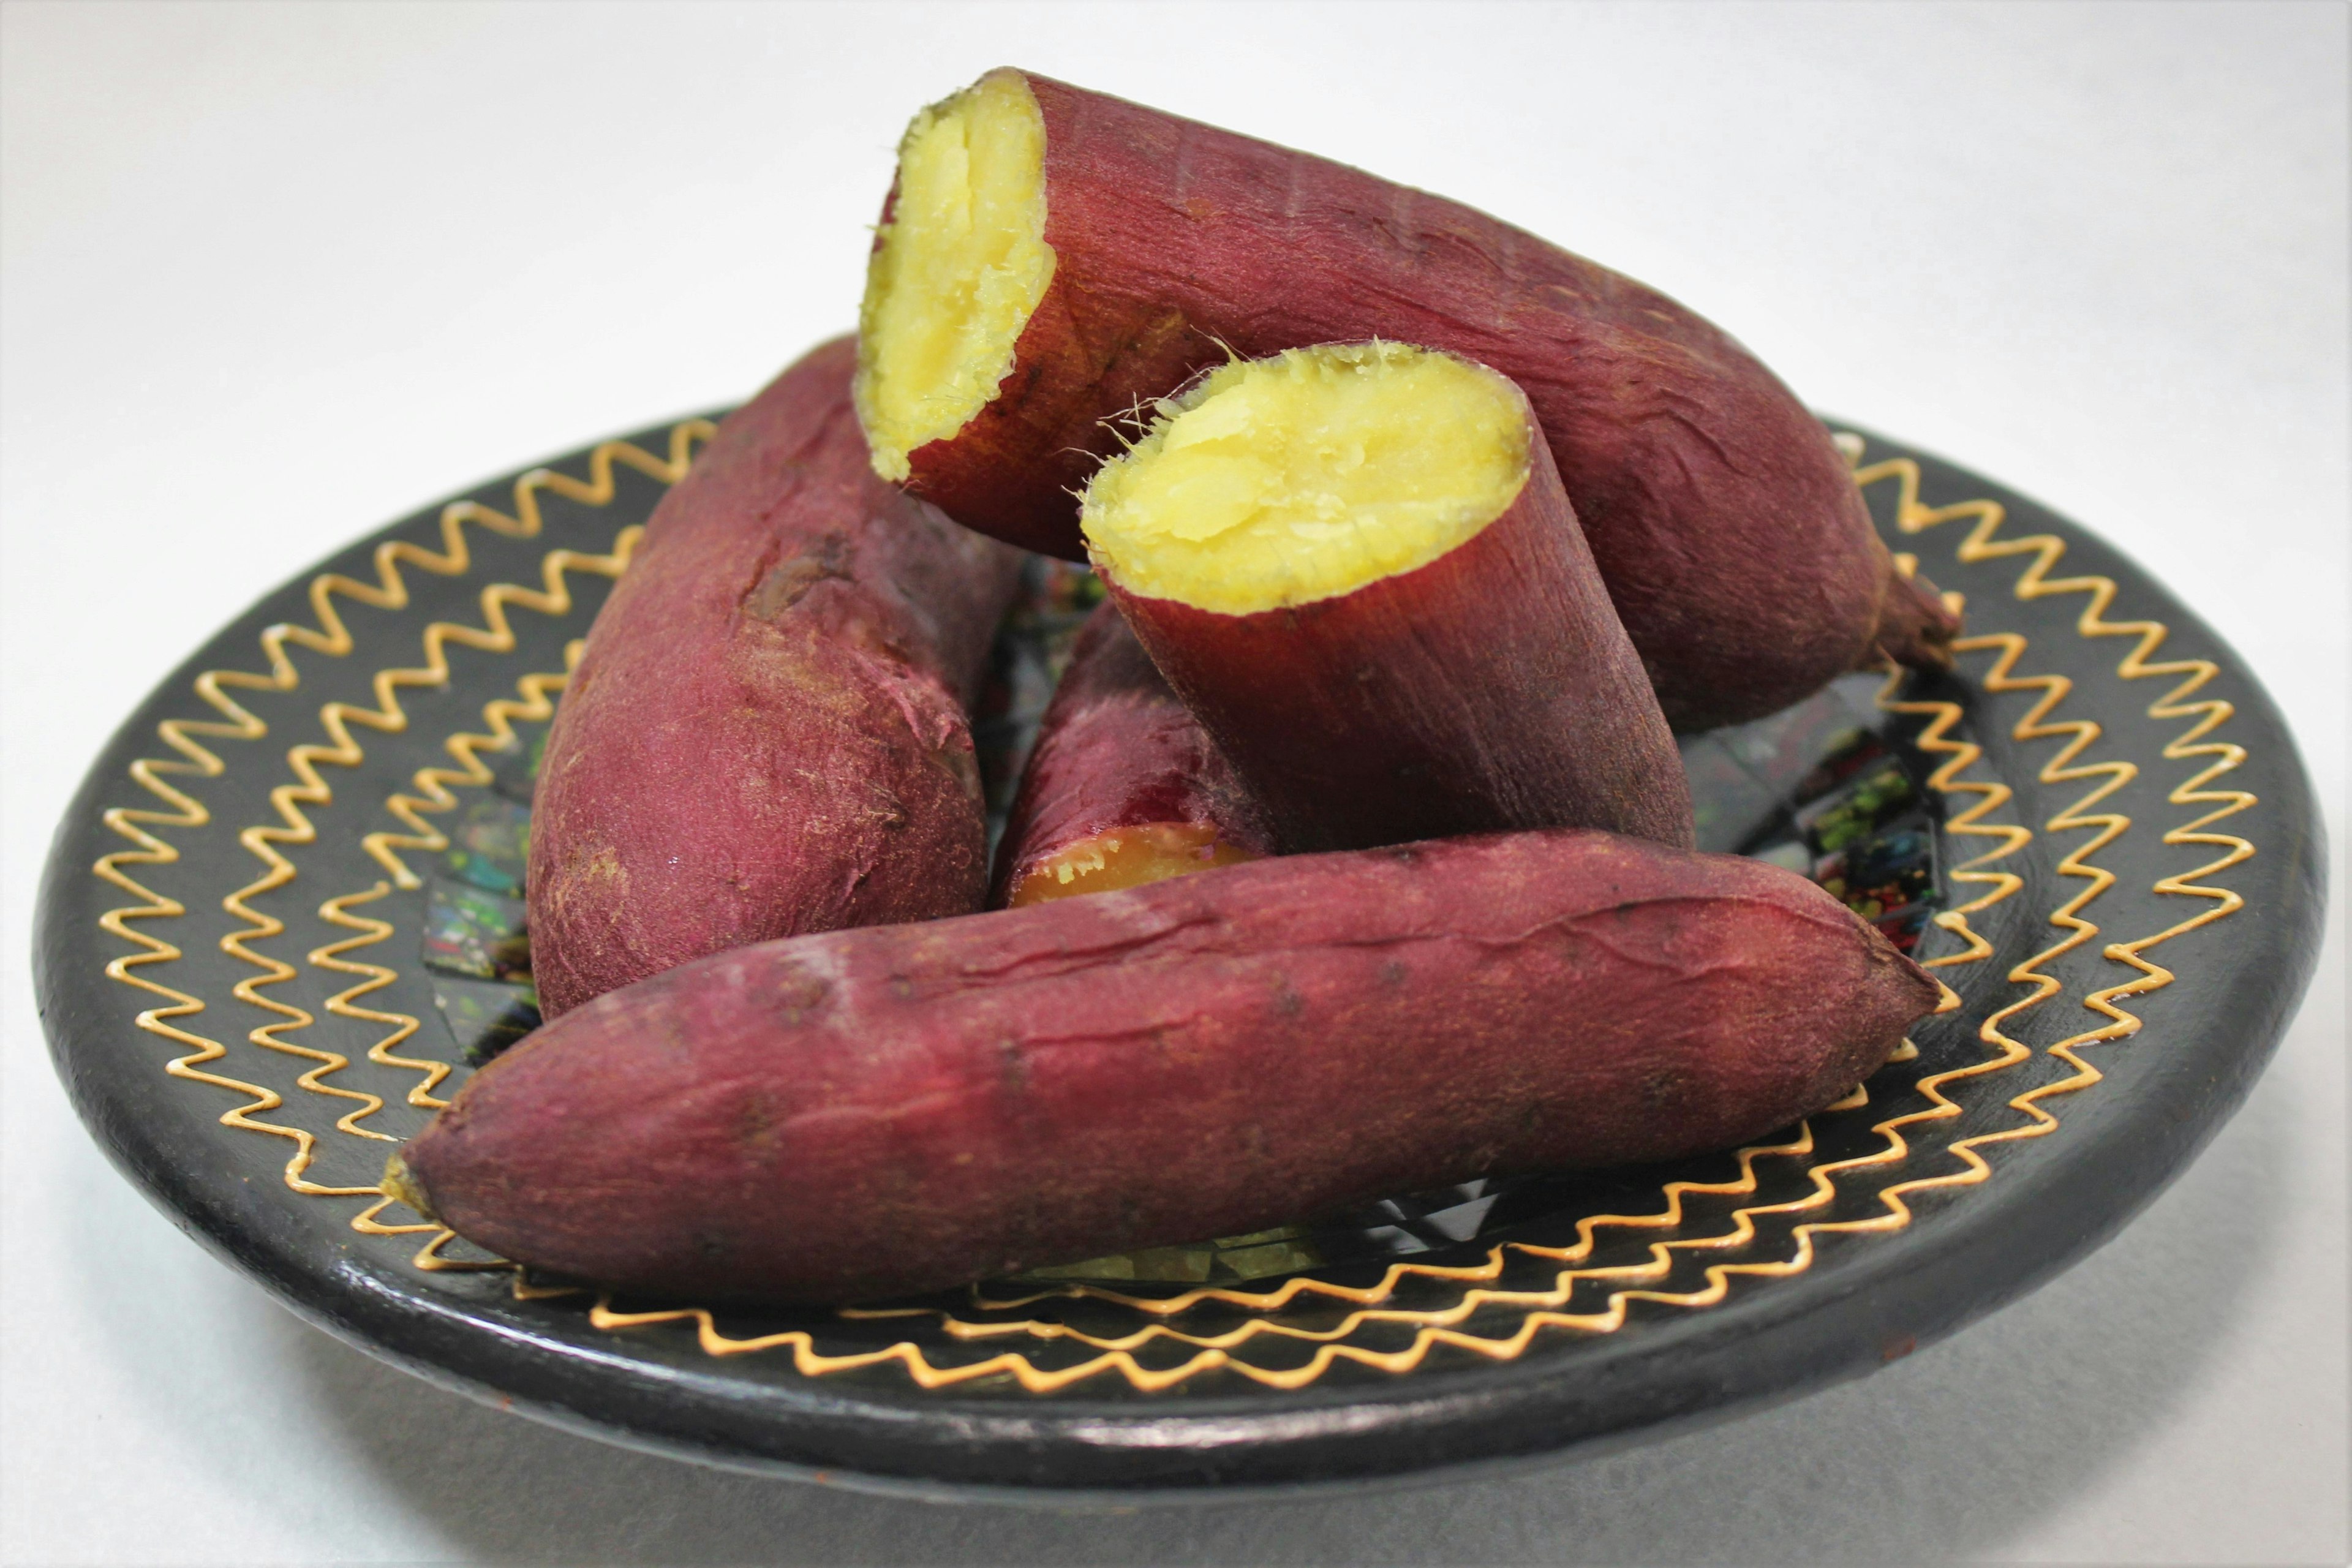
989, 602, 1271, 905
409, 829, 1942, 1303
1105, 399, 1695, 856
526, 336, 1024, 1018
881, 70, 1958, 730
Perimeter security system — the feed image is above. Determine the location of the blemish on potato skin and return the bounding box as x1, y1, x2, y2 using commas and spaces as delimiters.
737, 1091, 785, 1156
1642, 1066, 1695, 1113
567, 844, 628, 895
741, 533, 855, 624
769, 969, 829, 1026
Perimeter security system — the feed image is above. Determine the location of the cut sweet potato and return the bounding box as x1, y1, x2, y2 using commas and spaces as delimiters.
1087, 341, 1692, 854
854, 69, 1959, 729
398, 828, 1941, 1303
526, 336, 1024, 1017
992, 601, 1270, 907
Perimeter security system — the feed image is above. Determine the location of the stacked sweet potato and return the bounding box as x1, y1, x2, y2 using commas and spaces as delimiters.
393, 71, 1952, 1305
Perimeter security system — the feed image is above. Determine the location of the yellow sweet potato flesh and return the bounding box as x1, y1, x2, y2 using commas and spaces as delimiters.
854, 70, 1054, 483
1081, 342, 1529, 614
1006, 820, 1259, 908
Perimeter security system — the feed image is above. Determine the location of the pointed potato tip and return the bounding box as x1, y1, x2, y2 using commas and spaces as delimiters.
1872, 563, 1963, 673
382, 1153, 439, 1222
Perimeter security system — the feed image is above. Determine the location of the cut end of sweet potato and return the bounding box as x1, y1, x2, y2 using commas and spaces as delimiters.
856, 69, 1055, 483
1005, 820, 1261, 908
1080, 342, 1532, 615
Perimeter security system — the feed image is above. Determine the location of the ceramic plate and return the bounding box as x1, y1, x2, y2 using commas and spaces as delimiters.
34, 414, 2325, 1498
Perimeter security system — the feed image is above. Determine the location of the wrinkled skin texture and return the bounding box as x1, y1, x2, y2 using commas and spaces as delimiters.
989, 603, 1271, 905
407, 830, 1942, 1303
526, 337, 1024, 1017
882, 70, 1959, 729
1107, 407, 1694, 854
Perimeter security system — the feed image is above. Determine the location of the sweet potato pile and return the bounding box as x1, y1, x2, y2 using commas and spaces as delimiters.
396, 70, 1953, 1306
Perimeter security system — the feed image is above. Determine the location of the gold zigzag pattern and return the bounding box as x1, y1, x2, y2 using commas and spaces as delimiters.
594, 1123, 1835, 1392
92, 429, 2255, 1398
1879, 654, 2030, 971
214, 532, 641, 1186
316, 655, 584, 1122
662, 447, 2247, 1389
388, 644, 2048, 1390
312, 888, 456, 1114
323, 451, 2114, 1390
358, 615, 608, 889
91, 424, 708, 1194
301, 625, 2024, 1384
1866, 456, 2259, 1117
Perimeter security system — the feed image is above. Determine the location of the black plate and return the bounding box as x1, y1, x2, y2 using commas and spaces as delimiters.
33, 415, 2326, 1499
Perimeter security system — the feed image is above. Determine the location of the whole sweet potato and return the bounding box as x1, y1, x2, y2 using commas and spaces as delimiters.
991, 601, 1270, 907
402, 829, 1940, 1303
853, 69, 1958, 729
527, 336, 1024, 1017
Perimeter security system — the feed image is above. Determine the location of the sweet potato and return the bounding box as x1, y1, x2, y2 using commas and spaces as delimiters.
853, 68, 1958, 729
398, 829, 1940, 1303
1085, 341, 1693, 854
527, 336, 1024, 1017
992, 601, 1270, 907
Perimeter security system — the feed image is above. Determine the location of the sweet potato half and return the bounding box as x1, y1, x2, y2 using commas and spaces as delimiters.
991, 601, 1270, 907
1085, 341, 1692, 854
399, 829, 1941, 1303
853, 69, 1958, 729
526, 336, 1023, 1017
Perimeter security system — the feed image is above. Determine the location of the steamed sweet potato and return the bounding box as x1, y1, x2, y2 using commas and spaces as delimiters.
527, 336, 1024, 1017
853, 68, 1958, 729
1087, 342, 1693, 854
399, 829, 1940, 1303
992, 601, 1270, 907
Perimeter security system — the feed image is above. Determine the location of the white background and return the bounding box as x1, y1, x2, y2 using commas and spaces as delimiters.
2, 3, 2343, 1563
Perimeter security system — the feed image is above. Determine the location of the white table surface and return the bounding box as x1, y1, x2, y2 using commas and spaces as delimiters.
3, 4, 2343, 1563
